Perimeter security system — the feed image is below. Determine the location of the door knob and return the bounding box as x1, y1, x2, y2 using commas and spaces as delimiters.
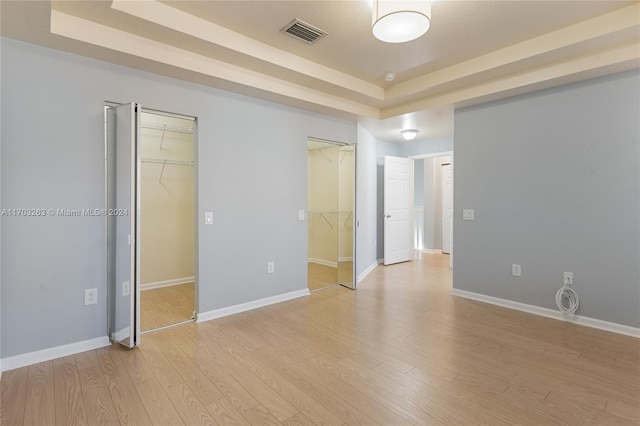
386, 214, 391, 218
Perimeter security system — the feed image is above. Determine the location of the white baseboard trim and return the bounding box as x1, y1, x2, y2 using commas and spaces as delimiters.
1, 336, 111, 372
421, 249, 443, 254
451, 289, 640, 338
197, 289, 310, 323
377, 258, 384, 264
357, 261, 378, 283
308, 258, 337, 268
111, 327, 130, 342
141, 276, 194, 291
308, 257, 353, 267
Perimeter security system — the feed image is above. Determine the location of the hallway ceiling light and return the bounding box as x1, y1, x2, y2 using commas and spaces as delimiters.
401, 129, 419, 140
372, 0, 431, 43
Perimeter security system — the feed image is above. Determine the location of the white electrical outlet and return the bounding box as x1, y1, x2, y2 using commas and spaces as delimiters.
267, 261, 275, 274
463, 209, 475, 221
85, 288, 97, 305
298, 210, 305, 221
563, 272, 574, 285
511, 264, 521, 277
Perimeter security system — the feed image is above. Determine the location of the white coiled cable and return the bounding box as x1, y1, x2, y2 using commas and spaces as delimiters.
556, 283, 579, 315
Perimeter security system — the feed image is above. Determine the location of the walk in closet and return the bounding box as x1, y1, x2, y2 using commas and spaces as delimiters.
139, 112, 195, 332
307, 139, 355, 290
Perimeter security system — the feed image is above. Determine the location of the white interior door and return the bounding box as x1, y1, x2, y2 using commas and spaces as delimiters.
384, 156, 413, 265
442, 163, 453, 254
107, 102, 140, 348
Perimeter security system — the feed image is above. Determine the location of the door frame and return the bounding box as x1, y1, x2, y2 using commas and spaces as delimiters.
441, 163, 453, 255
105, 102, 199, 345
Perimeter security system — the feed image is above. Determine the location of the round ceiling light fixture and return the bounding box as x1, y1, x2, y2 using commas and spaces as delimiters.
384, 72, 396, 82
372, 0, 431, 43
401, 129, 419, 141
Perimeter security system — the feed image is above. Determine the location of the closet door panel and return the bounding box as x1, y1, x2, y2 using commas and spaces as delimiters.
107, 102, 139, 348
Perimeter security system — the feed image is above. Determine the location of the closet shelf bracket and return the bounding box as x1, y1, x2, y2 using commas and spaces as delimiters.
159, 124, 167, 150
159, 160, 167, 183
343, 211, 352, 226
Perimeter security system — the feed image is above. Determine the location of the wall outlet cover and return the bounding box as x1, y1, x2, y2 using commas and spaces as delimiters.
511, 264, 522, 277
85, 288, 97, 305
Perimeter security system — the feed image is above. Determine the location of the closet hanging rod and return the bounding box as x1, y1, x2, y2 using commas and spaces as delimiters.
140, 121, 194, 134
309, 210, 352, 214
141, 158, 194, 166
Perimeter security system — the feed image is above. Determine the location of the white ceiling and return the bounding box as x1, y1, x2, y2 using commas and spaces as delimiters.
2, 0, 638, 143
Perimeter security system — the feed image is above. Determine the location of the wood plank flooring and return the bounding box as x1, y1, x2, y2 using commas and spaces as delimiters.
2, 253, 639, 425
308, 261, 353, 291
141, 283, 195, 331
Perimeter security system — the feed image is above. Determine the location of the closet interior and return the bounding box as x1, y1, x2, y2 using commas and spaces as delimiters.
307, 139, 354, 291
139, 112, 195, 332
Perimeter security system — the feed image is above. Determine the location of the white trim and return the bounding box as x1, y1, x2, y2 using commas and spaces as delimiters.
451, 289, 640, 338
111, 327, 130, 342
308, 258, 337, 268
141, 276, 194, 291
408, 150, 454, 160
421, 249, 443, 254
377, 258, 384, 264
196, 289, 310, 323
338, 256, 353, 263
1, 336, 111, 372
357, 261, 378, 283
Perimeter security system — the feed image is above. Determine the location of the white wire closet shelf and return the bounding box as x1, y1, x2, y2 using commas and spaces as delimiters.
140, 121, 193, 134
141, 157, 194, 183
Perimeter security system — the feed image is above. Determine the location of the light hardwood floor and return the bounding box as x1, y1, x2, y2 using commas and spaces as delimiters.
141, 283, 195, 332
308, 261, 353, 291
2, 253, 639, 425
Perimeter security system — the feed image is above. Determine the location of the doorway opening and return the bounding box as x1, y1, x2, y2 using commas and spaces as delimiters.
411, 152, 453, 267
307, 139, 355, 291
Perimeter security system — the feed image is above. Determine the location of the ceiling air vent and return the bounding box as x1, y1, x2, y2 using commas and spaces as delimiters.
280, 19, 327, 44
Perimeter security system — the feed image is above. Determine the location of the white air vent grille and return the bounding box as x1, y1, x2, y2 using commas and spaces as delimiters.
281, 19, 327, 44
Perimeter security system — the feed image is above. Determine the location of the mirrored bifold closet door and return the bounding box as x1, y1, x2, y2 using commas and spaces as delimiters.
106, 102, 140, 348
307, 139, 355, 291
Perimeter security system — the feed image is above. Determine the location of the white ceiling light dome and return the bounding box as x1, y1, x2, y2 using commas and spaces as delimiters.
401, 129, 419, 140
372, 0, 431, 43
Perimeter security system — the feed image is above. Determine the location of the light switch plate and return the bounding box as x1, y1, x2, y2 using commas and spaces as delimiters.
463, 209, 475, 221
298, 210, 305, 221
204, 211, 213, 225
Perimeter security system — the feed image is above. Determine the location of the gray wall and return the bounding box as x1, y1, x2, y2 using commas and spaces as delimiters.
355, 125, 378, 278
401, 138, 452, 158
453, 70, 640, 327
1, 38, 356, 358
413, 159, 424, 206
